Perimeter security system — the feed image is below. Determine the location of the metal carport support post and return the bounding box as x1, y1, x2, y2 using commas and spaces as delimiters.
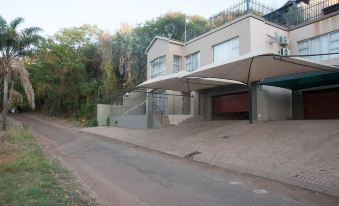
247, 57, 255, 124
248, 82, 257, 124
248, 84, 253, 124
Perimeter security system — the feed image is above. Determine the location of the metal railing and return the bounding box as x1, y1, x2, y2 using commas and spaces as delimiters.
209, 0, 274, 29
264, 0, 339, 28
122, 100, 147, 115
110, 91, 147, 116
209, 0, 339, 30
152, 94, 168, 114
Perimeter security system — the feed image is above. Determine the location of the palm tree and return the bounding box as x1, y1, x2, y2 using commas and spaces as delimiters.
0, 16, 41, 130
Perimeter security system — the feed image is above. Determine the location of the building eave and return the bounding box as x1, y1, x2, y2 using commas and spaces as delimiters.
145, 36, 184, 54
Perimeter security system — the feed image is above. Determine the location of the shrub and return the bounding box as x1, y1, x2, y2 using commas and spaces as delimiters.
84, 119, 98, 127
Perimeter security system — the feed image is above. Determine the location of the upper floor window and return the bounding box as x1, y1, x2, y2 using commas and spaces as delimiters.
298, 30, 339, 61
151, 56, 166, 78
213, 37, 240, 63
186, 52, 200, 72
173, 55, 182, 73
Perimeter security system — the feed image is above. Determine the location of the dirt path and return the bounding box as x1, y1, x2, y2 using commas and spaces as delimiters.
13, 114, 339, 206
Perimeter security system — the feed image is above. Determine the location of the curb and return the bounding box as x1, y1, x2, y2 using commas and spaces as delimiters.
79, 129, 339, 198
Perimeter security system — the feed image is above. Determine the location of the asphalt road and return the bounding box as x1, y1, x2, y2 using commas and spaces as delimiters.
13, 114, 339, 206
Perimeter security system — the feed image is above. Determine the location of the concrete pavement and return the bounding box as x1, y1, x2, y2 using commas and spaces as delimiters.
81, 120, 339, 197
13, 114, 339, 206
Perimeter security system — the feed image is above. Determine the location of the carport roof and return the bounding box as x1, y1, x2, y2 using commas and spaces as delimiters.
138, 70, 244, 92
183, 51, 339, 85
138, 51, 339, 92
258, 70, 339, 91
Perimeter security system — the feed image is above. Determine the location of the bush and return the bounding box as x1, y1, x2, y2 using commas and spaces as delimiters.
84, 119, 98, 127
78, 103, 96, 120
106, 116, 110, 126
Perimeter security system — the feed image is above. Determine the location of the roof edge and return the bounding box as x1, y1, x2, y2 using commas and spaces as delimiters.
145, 35, 184, 54
186, 13, 288, 45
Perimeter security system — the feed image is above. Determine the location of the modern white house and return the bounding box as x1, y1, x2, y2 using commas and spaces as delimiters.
99, 0, 339, 128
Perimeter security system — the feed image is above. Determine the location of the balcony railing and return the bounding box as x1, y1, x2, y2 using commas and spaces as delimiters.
208, 0, 339, 30
264, 0, 339, 28
209, 0, 274, 29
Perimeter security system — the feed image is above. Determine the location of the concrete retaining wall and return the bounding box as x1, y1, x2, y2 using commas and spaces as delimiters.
110, 115, 148, 129
97, 104, 124, 126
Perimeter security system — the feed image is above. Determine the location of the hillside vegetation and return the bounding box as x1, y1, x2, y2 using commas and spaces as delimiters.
21, 12, 210, 124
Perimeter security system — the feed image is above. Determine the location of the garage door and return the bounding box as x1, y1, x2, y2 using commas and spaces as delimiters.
212, 92, 249, 120
303, 88, 339, 119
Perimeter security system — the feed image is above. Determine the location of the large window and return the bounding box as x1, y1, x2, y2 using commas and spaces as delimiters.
186, 52, 200, 72
213, 37, 240, 63
151, 56, 166, 78
298, 30, 339, 61
173, 55, 182, 73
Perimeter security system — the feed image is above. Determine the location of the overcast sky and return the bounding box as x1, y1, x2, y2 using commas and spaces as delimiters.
1, 0, 287, 36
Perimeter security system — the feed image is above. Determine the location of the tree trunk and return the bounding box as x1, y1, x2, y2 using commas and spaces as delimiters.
2, 72, 9, 130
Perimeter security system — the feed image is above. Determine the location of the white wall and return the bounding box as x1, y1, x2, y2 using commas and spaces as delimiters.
249, 18, 288, 53
147, 39, 170, 80
184, 16, 251, 67
256, 85, 292, 120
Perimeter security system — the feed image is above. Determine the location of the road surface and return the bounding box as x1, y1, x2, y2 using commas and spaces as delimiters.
13, 114, 339, 206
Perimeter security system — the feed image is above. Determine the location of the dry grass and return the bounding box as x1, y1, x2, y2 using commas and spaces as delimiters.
0, 127, 98, 206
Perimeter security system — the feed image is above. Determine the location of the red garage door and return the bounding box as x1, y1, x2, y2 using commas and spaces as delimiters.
212, 93, 249, 120
303, 88, 339, 119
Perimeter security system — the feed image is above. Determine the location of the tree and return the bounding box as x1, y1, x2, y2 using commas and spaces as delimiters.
28, 25, 103, 119
110, 12, 210, 92
26, 13, 210, 121
0, 16, 41, 130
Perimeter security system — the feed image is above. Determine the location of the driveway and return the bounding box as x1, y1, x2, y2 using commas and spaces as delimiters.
83, 119, 339, 197
14, 114, 339, 206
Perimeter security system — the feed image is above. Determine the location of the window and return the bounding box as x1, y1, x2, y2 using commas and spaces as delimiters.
173, 55, 182, 73
186, 52, 200, 72
151, 56, 166, 78
154, 92, 167, 113
298, 30, 339, 61
213, 37, 240, 63
298, 40, 309, 55
329, 31, 339, 59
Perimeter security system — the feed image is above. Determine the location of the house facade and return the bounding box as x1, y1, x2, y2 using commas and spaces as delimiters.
142, 0, 339, 125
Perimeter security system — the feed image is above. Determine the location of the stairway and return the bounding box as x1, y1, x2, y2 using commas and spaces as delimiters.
180, 116, 194, 124
160, 114, 174, 127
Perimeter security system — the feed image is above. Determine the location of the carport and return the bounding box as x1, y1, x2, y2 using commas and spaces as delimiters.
258, 70, 339, 119
138, 52, 339, 122
183, 51, 339, 122
138, 70, 245, 122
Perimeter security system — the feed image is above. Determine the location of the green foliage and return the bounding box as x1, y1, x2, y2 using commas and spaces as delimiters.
109, 12, 210, 91
106, 116, 110, 126
0, 16, 42, 59
28, 25, 100, 118
84, 119, 98, 127
0, 16, 41, 129
27, 12, 210, 120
